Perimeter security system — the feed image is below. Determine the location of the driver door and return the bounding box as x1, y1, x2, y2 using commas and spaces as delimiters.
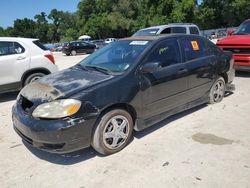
139, 38, 189, 120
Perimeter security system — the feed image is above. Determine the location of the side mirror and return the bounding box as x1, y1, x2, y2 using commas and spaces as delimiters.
141, 62, 161, 73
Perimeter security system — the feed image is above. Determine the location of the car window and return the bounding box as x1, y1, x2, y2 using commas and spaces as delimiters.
0, 41, 25, 56
172, 27, 187, 34
33, 40, 47, 51
80, 40, 152, 72
145, 39, 181, 68
161, 28, 171, 34
81, 42, 89, 46
161, 27, 186, 34
205, 38, 222, 55
133, 28, 159, 36
190, 27, 199, 35
182, 38, 206, 61
71, 42, 77, 47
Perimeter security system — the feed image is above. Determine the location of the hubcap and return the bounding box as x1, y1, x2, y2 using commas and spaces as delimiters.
103, 115, 129, 149
213, 80, 225, 102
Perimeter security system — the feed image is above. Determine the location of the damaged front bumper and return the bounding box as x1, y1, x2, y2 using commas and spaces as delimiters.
12, 103, 97, 154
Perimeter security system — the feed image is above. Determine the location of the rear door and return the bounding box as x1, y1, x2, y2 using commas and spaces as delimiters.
80, 42, 90, 53
140, 38, 189, 120
0, 41, 29, 87
180, 36, 216, 102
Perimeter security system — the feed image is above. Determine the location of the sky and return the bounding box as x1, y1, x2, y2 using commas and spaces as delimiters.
0, 0, 80, 28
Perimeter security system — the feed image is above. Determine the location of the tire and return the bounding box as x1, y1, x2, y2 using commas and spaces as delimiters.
92, 109, 133, 155
24, 72, 46, 86
71, 50, 77, 56
209, 77, 226, 104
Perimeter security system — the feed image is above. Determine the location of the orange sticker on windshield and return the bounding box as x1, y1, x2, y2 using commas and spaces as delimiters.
191, 41, 199, 51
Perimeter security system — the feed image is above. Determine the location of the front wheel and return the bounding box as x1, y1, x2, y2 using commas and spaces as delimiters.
92, 109, 133, 155
209, 77, 225, 104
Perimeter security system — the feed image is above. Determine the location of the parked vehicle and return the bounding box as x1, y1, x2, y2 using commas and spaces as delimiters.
44, 43, 56, 52
133, 23, 201, 36
104, 38, 116, 44
13, 34, 235, 155
55, 42, 68, 52
217, 19, 250, 72
0, 37, 58, 94
90, 40, 106, 49
62, 41, 96, 56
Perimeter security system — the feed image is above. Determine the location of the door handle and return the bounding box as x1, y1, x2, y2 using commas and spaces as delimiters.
16, 56, 26, 60
177, 68, 188, 75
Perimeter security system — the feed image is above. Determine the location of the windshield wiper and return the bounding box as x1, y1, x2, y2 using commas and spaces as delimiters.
85, 65, 111, 75
74, 64, 90, 71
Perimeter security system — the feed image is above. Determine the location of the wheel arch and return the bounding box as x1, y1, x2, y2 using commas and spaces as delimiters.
99, 103, 137, 125
219, 72, 228, 84
21, 68, 51, 86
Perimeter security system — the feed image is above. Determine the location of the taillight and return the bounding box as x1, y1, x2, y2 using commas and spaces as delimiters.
45, 54, 55, 64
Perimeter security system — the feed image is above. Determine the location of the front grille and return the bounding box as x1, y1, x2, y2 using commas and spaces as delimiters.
20, 96, 34, 113
222, 48, 250, 54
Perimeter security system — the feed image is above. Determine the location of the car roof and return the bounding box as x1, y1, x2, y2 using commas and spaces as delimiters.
0, 37, 38, 42
140, 23, 198, 31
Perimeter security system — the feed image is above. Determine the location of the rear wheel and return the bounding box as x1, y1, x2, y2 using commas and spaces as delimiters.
71, 50, 77, 56
209, 77, 225, 104
92, 109, 133, 155
24, 72, 46, 86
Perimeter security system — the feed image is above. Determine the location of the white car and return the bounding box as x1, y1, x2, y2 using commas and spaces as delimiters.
0, 37, 58, 94
133, 23, 201, 36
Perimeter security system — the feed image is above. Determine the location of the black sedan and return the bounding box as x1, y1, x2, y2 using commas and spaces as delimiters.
12, 34, 235, 155
62, 41, 96, 56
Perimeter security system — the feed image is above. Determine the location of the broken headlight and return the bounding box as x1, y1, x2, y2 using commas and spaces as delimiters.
32, 99, 81, 119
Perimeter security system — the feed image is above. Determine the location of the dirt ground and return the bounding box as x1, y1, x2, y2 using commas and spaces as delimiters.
0, 53, 250, 188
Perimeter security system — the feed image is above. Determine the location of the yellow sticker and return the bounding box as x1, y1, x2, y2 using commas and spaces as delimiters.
191, 41, 199, 51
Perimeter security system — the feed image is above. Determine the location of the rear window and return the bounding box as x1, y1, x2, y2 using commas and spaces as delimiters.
33, 40, 48, 51
190, 27, 200, 35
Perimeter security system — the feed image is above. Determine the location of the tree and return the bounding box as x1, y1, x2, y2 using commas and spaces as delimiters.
12, 18, 36, 38
34, 12, 49, 43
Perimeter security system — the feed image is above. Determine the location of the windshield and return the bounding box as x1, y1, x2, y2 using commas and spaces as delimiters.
234, 21, 250, 35
133, 29, 159, 36
80, 40, 151, 73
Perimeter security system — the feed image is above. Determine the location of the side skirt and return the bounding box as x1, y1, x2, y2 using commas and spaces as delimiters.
134, 94, 209, 131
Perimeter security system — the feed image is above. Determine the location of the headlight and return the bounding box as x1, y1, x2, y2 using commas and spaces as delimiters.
32, 99, 81, 119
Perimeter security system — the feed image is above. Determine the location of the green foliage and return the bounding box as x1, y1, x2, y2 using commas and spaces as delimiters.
1, 0, 250, 42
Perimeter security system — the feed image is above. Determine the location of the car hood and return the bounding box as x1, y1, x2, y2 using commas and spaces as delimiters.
20, 67, 114, 103
217, 35, 250, 45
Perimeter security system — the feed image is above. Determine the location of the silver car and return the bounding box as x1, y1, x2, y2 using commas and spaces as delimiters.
133, 23, 201, 36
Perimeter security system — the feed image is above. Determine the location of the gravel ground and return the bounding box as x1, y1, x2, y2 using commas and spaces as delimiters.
0, 52, 250, 188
